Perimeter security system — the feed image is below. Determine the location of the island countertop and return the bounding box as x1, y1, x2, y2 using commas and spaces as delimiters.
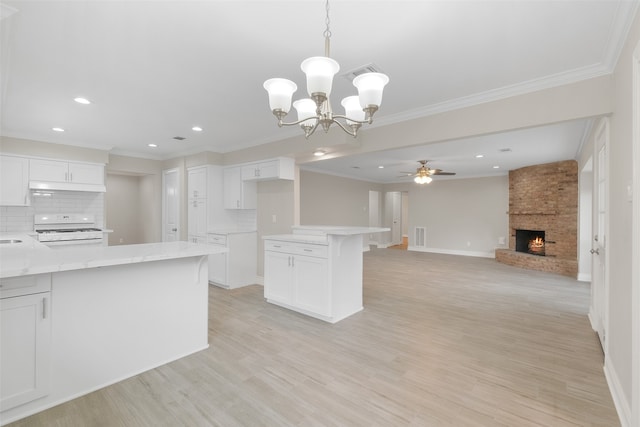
291, 225, 390, 236
0, 234, 226, 279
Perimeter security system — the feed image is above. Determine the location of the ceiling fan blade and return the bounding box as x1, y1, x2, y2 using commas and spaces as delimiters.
432, 171, 456, 176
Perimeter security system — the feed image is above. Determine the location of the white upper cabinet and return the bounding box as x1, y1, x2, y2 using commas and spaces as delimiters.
0, 155, 30, 206
224, 166, 256, 209
29, 159, 104, 187
67, 162, 104, 185
187, 167, 207, 199
240, 157, 295, 181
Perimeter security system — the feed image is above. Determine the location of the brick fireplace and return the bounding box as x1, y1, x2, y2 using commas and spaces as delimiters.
495, 160, 578, 277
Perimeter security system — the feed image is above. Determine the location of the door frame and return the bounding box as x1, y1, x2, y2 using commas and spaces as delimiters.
590, 118, 609, 354
632, 39, 640, 427
162, 168, 180, 242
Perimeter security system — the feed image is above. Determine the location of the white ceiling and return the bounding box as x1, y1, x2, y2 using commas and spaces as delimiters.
1, 1, 638, 183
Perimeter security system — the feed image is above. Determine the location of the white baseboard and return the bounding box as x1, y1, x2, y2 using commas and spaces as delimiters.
407, 246, 495, 259
255, 276, 264, 286
604, 360, 632, 427
588, 309, 598, 331
577, 272, 592, 282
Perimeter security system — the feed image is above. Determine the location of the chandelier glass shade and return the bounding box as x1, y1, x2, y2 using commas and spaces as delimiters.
263, 1, 389, 138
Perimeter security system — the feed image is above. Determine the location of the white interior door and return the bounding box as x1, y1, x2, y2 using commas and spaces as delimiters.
384, 191, 402, 246
368, 191, 381, 246
591, 119, 609, 352
162, 168, 180, 242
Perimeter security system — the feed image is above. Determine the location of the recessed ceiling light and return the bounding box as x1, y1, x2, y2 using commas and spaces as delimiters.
192, 126, 203, 132
313, 149, 326, 157
74, 97, 91, 104
148, 143, 158, 148
52, 127, 65, 132
475, 154, 484, 158
493, 165, 500, 169
378, 165, 384, 169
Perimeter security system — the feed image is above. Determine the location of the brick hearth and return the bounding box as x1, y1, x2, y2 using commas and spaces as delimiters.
495, 160, 578, 277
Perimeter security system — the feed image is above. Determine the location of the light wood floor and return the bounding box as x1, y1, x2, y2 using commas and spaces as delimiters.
8, 249, 619, 426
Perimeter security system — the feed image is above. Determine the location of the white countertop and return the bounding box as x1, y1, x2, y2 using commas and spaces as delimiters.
0, 234, 226, 279
291, 225, 390, 236
207, 229, 256, 235
263, 234, 329, 245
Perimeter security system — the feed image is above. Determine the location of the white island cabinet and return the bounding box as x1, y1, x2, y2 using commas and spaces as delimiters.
0, 236, 225, 425
263, 226, 388, 323
207, 230, 257, 289
0, 274, 51, 412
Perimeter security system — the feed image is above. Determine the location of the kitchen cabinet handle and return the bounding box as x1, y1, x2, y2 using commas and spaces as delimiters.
172, 228, 177, 232
65, 172, 68, 181
273, 245, 281, 248
42, 297, 47, 319
303, 249, 312, 252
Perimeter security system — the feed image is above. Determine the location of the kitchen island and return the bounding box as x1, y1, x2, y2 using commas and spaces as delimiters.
0, 235, 226, 425
263, 226, 388, 323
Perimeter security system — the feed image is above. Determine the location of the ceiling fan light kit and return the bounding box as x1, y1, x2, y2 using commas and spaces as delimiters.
263, 0, 389, 139
404, 160, 457, 184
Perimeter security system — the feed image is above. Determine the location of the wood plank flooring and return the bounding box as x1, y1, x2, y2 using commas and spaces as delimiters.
7, 249, 619, 426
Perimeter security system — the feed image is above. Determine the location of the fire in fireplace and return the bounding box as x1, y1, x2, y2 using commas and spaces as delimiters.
515, 229, 545, 256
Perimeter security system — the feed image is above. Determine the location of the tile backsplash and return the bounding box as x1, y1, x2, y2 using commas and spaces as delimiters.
0, 191, 104, 232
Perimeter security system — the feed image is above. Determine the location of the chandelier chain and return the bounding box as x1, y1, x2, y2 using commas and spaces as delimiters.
323, 0, 331, 40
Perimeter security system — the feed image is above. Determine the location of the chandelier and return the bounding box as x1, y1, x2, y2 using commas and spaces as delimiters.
263, 0, 389, 139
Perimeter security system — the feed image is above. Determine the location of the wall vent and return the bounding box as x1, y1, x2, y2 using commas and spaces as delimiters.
415, 227, 426, 248
341, 63, 384, 82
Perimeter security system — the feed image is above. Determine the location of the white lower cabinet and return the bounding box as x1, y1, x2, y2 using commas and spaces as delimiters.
0, 275, 52, 411
264, 240, 330, 319
207, 232, 256, 289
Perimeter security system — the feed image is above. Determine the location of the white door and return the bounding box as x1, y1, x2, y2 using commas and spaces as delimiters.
385, 191, 402, 246
162, 168, 180, 242
591, 119, 609, 351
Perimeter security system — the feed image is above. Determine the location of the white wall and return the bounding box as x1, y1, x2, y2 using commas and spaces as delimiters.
299, 171, 508, 257
300, 170, 384, 226
603, 10, 639, 425
256, 179, 295, 276
405, 176, 509, 257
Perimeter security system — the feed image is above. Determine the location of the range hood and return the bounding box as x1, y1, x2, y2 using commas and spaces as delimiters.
29, 181, 106, 193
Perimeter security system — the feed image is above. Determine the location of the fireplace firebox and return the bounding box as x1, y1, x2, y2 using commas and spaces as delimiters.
515, 229, 545, 256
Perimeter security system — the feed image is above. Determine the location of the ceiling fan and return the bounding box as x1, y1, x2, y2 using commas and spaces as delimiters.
400, 160, 456, 184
